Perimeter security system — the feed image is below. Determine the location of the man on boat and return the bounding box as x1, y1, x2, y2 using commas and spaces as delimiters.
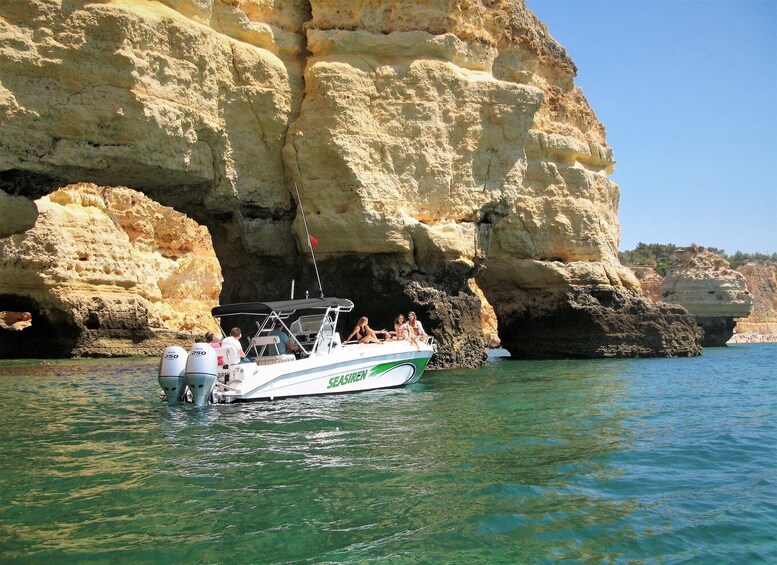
269, 321, 300, 355
222, 327, 247, 359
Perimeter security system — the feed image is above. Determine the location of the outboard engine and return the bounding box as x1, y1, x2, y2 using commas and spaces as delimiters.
158, 346, 188, 403
184, 342, 218, 407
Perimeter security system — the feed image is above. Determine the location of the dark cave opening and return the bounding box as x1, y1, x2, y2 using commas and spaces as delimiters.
0, 295, 81, 358
84, 312, 101, 330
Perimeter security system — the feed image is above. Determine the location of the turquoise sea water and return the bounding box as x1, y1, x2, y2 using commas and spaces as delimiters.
0, 345, 775, 563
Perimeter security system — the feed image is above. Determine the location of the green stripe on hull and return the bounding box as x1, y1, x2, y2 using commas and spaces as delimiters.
324, 355, 431, 391
369, 356, 430, 379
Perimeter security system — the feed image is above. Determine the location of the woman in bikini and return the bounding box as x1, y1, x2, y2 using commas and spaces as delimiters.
406, 311, 428, 342
345, 316, 385, 344
391, 314, 408, 341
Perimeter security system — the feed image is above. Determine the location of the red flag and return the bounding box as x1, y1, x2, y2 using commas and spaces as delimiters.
309, 235, 319, 248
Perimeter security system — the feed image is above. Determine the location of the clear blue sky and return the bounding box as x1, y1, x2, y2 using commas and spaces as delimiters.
528, 0, 777, 255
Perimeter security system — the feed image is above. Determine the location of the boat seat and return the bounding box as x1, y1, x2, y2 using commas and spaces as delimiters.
213, 346, 240, 366
255, 354, 296, 366
250, 335, 281, 356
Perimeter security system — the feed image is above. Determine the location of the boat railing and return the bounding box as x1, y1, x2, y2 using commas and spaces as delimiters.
342, 335, 435, 347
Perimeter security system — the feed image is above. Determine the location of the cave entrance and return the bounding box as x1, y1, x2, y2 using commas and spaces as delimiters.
0, 295, 80, 358
2, 175, 272, 318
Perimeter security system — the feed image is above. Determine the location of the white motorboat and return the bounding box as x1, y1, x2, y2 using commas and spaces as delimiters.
158, 297, 436, 405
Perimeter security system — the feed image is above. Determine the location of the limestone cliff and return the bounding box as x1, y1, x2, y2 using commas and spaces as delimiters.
733, 262, 777, 337
0, 183, 221, 357
286, 0, 699, 360
0, 0, 701, 362
660, 246, 752, 346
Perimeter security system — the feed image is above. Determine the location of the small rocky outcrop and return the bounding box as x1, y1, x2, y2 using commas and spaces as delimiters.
497, 285, 701, 359
660, 246, 752, 346
0, 183, 222, 357
733, 262, 777, 337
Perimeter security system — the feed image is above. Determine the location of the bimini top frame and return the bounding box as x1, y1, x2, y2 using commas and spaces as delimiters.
211, 298, 353, 318
211, 297, 354, 358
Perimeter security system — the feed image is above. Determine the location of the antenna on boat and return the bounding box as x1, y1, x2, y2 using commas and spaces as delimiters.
293, 182, 324, 299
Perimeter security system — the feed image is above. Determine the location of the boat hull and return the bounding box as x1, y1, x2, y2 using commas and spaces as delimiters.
221, 342, 433, 402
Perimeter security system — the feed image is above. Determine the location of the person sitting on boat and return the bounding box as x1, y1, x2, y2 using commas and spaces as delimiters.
269, 321, 300, 356
205, 331, 222, 348
221, 327, 247, 360
345, 316, 386, 344
391, 314, 408, 341
407, 311, 428, 342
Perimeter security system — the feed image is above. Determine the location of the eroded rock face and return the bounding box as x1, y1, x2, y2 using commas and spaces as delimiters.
0, 0, 702, 362
660, 246, 752, 346
0, 191, 38, 237
0, 0, 300, 236
468, 278, 500, 348
498, 285, 701, 359
287, 0, 699, 361
734, 262, 777, 336
0, 183, 221, 357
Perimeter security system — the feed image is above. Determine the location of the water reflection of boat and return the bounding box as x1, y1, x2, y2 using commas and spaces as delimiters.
158, 297, 436, 406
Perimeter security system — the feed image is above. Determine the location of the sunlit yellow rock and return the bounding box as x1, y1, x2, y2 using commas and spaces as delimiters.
0, 183, 222, 355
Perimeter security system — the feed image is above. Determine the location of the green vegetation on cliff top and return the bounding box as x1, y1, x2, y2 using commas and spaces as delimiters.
619, 243, 777, 275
